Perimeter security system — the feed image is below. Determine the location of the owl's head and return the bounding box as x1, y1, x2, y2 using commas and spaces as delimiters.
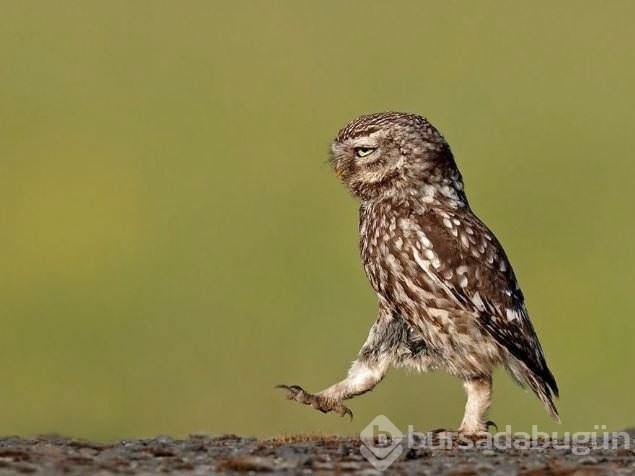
330, 112, 464, 202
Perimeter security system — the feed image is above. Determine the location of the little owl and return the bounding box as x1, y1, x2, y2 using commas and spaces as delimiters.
278, 112, 559, 433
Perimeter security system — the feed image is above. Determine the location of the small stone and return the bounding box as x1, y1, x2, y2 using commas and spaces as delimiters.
154, 435, 173, 444
481, 449, 495, 456
277, 447, 312, 467
579, 456, 598, 465
217, 455, 279, 472
477, 464, 495, 471
338, 461, 362, 470
337, 443, 350, 456
314, 462, 335, 470
356, 469, 382, 476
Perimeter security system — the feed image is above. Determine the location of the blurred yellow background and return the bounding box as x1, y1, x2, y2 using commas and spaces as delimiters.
1, 2, 633, 440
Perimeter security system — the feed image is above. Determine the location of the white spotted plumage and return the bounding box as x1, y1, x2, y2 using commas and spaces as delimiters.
278, 112, 559, 433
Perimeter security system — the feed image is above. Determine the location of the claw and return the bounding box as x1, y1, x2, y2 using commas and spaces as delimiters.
485, 420, 498, 431
339, 405, 354, 421
275, 384, 307, 403
275, 384, 353, 420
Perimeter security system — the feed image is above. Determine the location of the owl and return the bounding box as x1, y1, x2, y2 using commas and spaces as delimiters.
278, 112, 559, 433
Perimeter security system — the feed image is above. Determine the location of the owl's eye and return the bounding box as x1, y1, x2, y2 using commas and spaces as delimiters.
354, 147, 376, 158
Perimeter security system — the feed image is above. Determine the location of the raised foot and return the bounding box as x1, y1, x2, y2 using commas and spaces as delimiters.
276, 384, 353, 419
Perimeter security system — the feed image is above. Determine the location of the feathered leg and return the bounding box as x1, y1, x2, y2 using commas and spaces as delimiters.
278, 307, 406, 418
458, 375, 492, 434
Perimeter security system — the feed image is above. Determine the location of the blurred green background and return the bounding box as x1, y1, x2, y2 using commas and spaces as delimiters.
1, 2, 634, 441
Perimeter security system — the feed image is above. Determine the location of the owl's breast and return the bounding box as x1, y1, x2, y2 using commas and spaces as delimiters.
359, 201, 466, 324
359, 201, 396, 294
360, 202, 432, 302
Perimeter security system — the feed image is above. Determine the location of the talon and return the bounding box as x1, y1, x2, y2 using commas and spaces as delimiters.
486, 420, 498, 431
276, 384, 352, 420
275, 384, 302, 393
338, 405, 354, 421
276, 384, 314, 406
275, 384, 303, 400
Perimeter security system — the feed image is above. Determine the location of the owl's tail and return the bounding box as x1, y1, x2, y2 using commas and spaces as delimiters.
507, 358, 560, 423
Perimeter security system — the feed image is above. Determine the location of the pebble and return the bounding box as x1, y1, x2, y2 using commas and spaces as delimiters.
218, 455, 279, 472
337, 442, 350, 456
314, 462, 335, 470
476, 464, 495, 471
578, 456, 598, 465
338, 461, 362, 470
357, 469, 383, 476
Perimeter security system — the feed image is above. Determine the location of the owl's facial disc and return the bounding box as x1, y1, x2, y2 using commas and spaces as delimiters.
331, 135, 381, 179
330, 132, 405, 198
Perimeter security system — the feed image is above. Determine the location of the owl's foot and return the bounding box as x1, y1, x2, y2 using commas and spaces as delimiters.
276, 384, 353, 419
429, 420, 496, 441
457, 420, 497, 436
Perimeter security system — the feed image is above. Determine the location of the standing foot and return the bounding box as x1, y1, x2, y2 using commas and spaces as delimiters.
457, 419, 497, 435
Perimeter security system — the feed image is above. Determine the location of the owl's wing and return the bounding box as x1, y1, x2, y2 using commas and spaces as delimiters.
412, 209, 559, 400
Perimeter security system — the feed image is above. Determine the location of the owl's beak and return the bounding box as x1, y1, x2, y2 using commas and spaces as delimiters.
332, 159, 345, 179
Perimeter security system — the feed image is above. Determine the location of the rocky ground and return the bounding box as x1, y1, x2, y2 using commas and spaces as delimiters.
0, 431, 634, 475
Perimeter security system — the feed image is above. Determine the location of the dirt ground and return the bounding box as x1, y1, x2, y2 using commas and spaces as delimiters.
0, 431, 634, 475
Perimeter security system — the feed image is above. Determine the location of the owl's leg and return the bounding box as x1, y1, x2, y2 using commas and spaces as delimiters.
457, 375, 493, 434
277, 356, 389, 419
277, 311, 403, 418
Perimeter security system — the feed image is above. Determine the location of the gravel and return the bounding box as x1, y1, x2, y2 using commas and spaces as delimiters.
0, 431, 633, 475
